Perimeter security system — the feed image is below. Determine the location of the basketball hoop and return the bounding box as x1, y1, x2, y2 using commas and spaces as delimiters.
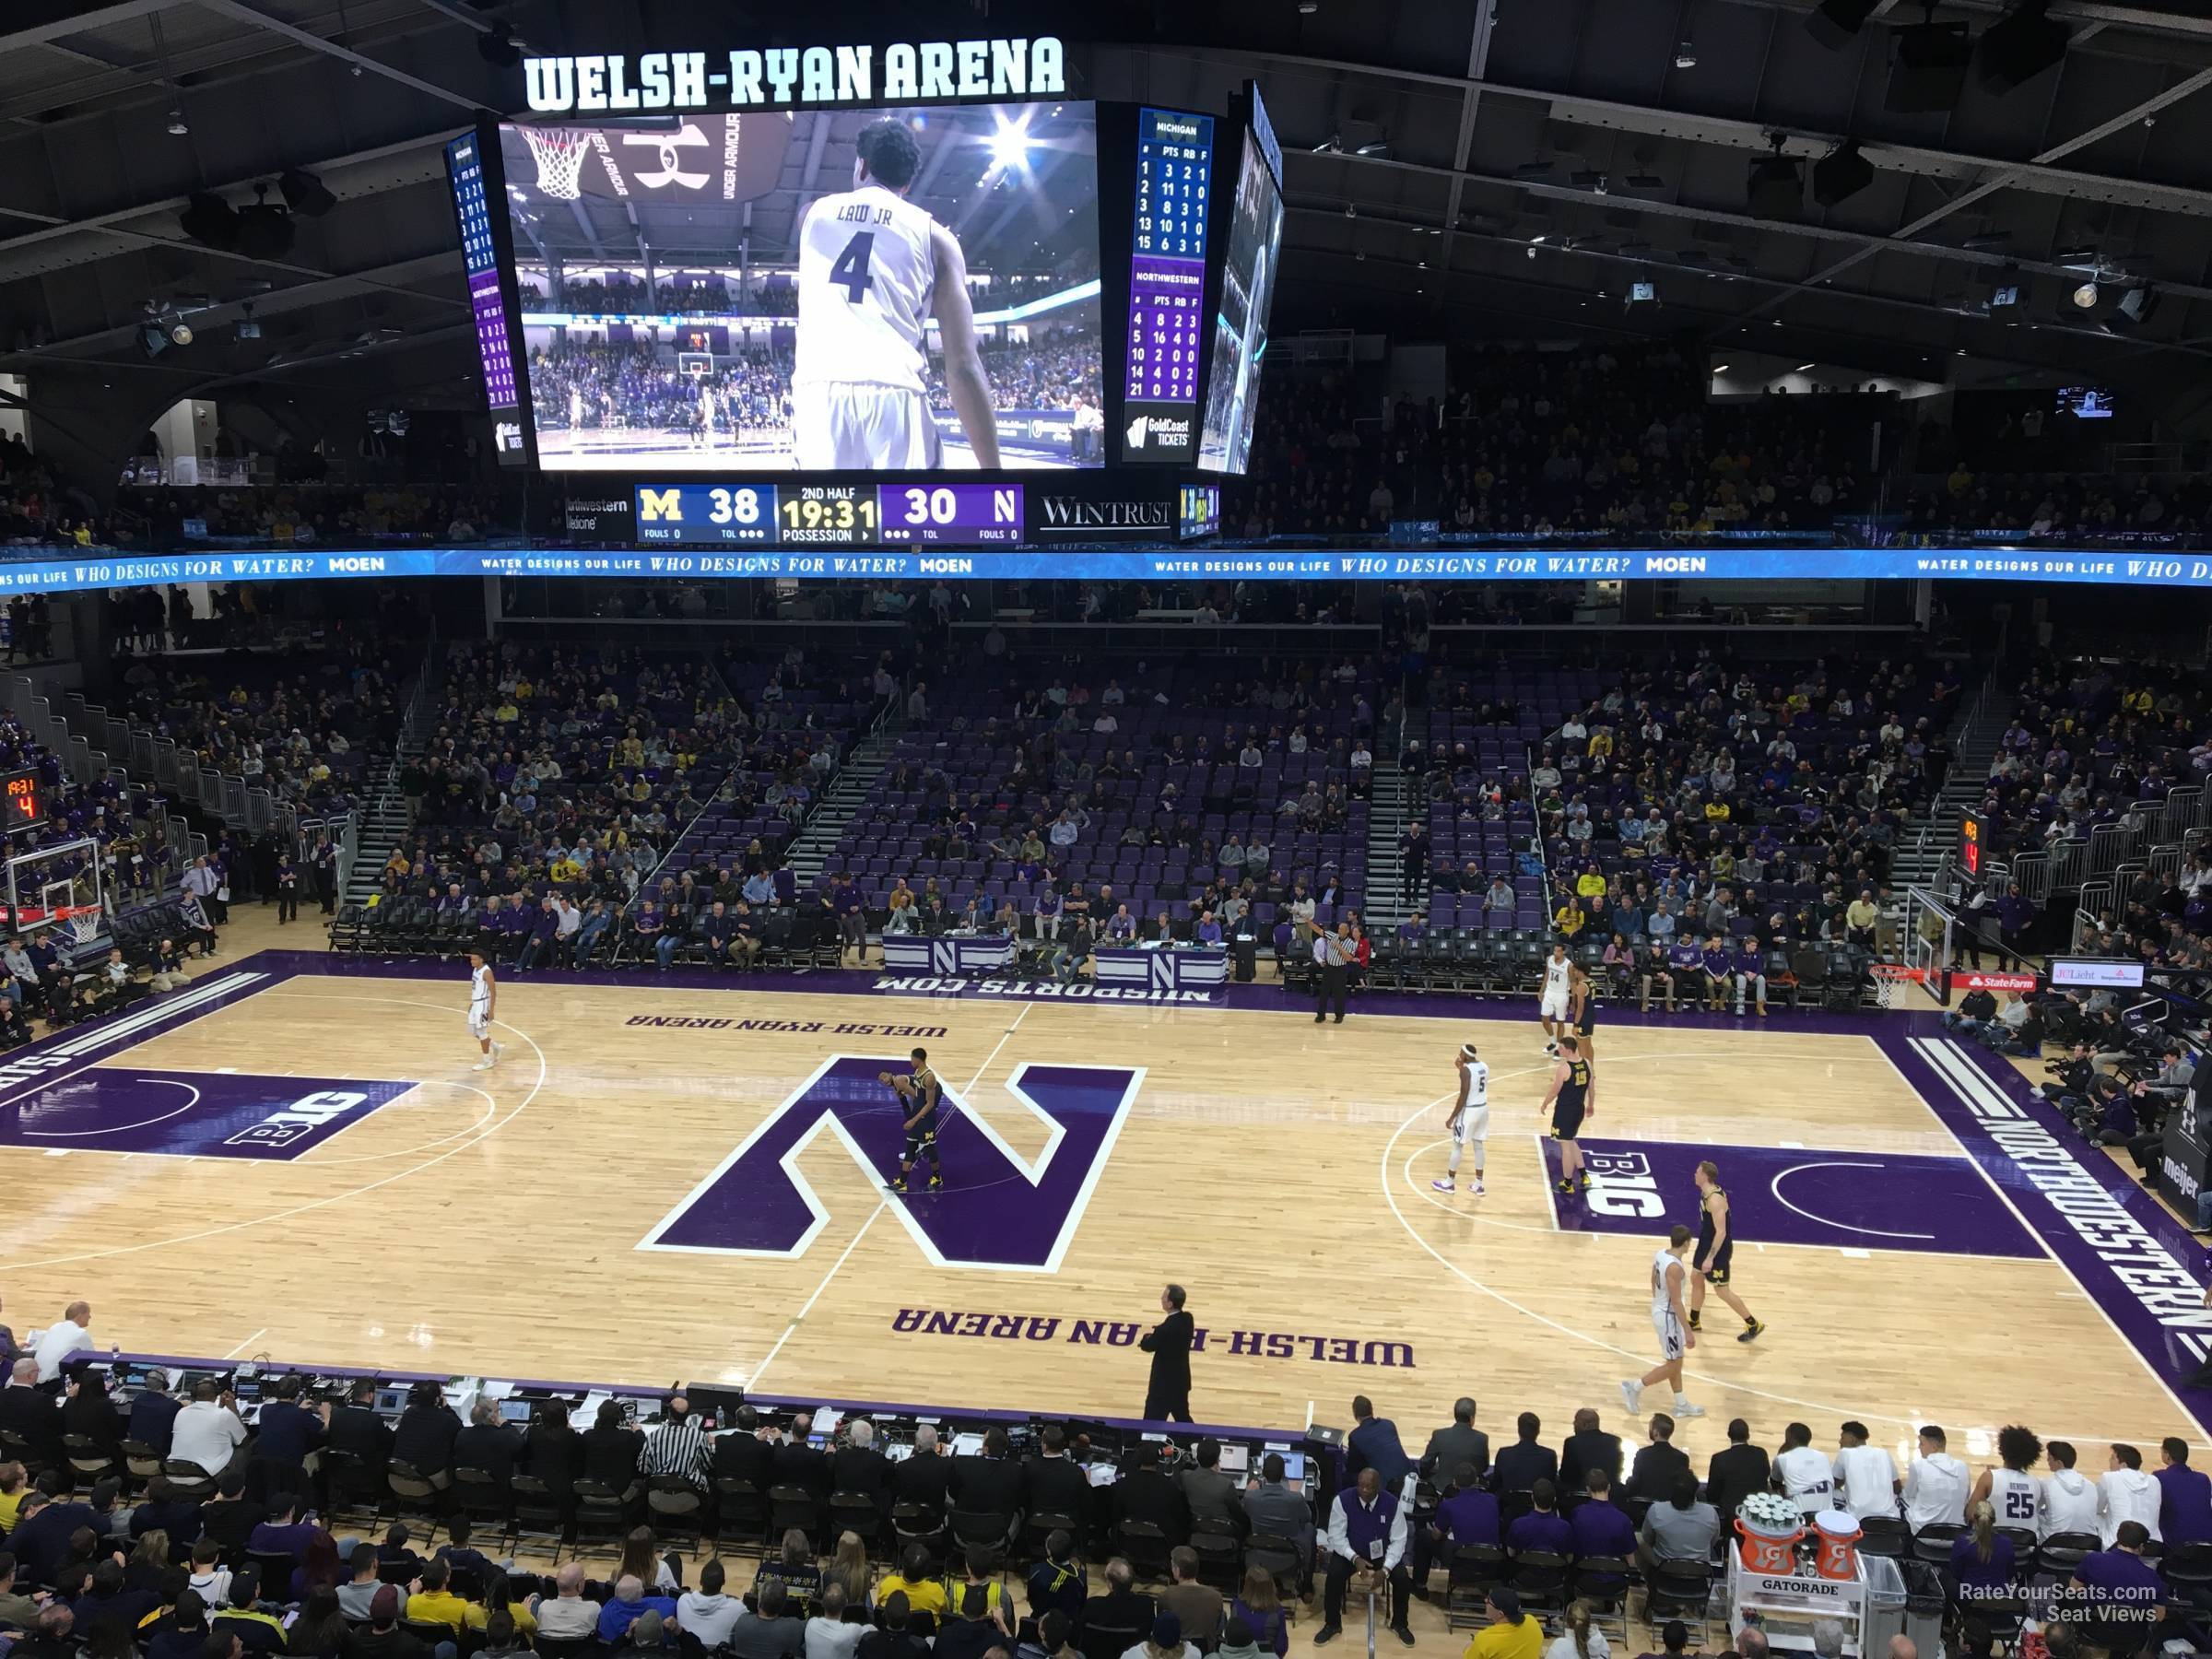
1868, 962, 1928, 1010
522, 127, 593, 202
65, 907, 102, 952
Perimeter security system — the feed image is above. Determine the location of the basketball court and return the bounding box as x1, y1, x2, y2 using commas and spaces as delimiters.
4, 918, 2205, 1471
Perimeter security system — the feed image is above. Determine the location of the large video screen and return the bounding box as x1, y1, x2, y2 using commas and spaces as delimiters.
500, 102, 1103, 472
1196, 126, 1283, 476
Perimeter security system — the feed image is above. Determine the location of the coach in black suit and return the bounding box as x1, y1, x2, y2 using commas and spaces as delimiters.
891, 1426, 953, 1520
1703, 1419, 1771, 1524
1627, 1415, 1690, 1505
0, 1360, 62, 1468
1559, 1409, 1623, 1493
1024, 1425, 1093, 1538
1140, 1285, 1194, 1424
1491, 1413, 1558, 1495
326, 1382, 392, 1478
772, 1413, 831, 1500
948, 1427, 1024, 1543
830, 1421, 890, 1509
1420, 1398, 1490, 1487
1113, 1441, 1190, 1547
712, 1407, 775, 1488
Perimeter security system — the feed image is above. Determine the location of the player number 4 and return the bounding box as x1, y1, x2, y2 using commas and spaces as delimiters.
830, 231, 874, 303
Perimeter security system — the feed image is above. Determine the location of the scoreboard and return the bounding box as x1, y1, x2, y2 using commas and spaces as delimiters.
442, 128, 529, 466
636, 483, 1027, 547
1121, 107, 1214, 463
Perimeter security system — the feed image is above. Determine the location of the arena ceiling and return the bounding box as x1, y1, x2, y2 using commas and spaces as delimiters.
1, 0, 2210, 418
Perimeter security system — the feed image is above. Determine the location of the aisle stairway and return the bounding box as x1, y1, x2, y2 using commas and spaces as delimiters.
1887, 682, 2012, 911
338, 674, 438, 908
782, 734, 892, 892
1361, 761, 1413, 930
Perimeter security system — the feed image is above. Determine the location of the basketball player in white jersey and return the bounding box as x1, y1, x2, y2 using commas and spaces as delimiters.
466, 949, 503, 1071
1620, 1224, 1702, 1420
1538, 940, 1573, 1054
1970, 1423, 2044, 1533
793, 118, 1001, 470
1431, 1041, 1488, 1196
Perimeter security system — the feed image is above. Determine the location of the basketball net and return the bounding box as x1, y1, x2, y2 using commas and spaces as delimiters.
1868, 962, 1927, 1009
523, 128, 592, 201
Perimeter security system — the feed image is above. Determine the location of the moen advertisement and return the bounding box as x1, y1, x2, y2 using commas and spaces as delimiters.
6, 546, 2212, 591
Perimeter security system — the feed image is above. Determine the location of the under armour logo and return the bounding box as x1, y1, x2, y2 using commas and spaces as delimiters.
621, 125, 712, 190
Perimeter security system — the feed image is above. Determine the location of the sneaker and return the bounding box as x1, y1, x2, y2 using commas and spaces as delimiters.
1619, 1379, 1641, 1414
471, 1057, 493, 1071
1430, 1179, 1455, 1194
1674, 1400, 1708, 1418
928, 1174, 943, 1191
1578, 1172, 1591, 1191
1544, 1041, 1559, 1056
889, 1178, 908, 1194
1688, 1309, 1702, 1331
491, 1041, 506, 1062
1555, 1178, 1573, 1194
1313, 1629, 1342, 1648
1738, 1320, 1766, 1343
1470, 1180, 1486, 1196
1394, 1628, 1416, 1647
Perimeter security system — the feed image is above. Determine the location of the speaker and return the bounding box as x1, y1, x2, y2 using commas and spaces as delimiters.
1746, 156, 1804, 221
1811, 141, 1874, 207
1977, 2, 2068, 93
1806, 0, 1881, 50
1887, 21, 1971, 112
178, 192, 241, 251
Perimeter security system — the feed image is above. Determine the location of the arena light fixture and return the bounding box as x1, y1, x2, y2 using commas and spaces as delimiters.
984, 108, 1037, 179
2071, 279, 2099, 309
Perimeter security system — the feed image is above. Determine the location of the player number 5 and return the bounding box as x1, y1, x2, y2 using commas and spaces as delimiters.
830, 231, 874, 303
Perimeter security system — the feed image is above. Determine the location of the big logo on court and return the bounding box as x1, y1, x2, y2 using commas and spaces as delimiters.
639, 1054, 1142, 1271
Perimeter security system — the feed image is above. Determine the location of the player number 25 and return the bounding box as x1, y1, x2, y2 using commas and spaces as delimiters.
900, 487, 959, 526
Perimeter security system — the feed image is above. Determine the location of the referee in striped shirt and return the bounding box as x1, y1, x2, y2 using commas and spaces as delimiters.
640, 1394, 711, 1490
1313, 921, 1354, 1024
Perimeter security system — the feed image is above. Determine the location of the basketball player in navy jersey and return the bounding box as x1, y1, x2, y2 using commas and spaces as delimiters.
877, 1046, 944, 1193
793, 119, 1000, 469
1568, 961, 1599, 1062
1540, 1035, 1594, 1194
1688, 1159, 1765, 1343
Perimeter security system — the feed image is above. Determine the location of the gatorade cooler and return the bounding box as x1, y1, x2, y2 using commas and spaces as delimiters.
1735, 1513, 1804, 1573
1813, 1510, 1862, 1581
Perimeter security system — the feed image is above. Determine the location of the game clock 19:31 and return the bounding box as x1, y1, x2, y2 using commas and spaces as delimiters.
633, 482, 1026, 547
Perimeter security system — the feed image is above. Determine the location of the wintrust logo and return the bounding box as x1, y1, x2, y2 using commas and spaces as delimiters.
1035, 495, 1173, 536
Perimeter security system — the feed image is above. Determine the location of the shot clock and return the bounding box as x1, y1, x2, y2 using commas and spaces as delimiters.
2, 771, 43, 830
632, 482, 1025, 547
